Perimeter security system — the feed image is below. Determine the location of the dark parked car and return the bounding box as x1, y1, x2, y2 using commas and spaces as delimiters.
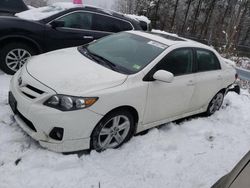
0, 3, 144, 74
212, 151, 250, 188
0, 0, 28, 16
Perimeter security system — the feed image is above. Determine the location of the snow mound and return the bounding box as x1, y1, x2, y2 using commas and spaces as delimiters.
0, 72, 250, 188
222, 58, 237, 68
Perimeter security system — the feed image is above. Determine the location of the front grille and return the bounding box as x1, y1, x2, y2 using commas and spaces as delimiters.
19, 84, 45, 99
22, 92, 36, 99
17, 110, 37, 132
26, 85, 44, 95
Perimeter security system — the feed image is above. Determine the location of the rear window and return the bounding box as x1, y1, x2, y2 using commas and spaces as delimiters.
196, 49, 221, 72
92, 14, 133, 33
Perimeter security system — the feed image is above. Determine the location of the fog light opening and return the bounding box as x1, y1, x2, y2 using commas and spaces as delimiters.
49, 127, 64, 141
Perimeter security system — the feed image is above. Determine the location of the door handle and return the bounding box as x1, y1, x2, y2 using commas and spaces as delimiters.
83, 36, 94, 39
187, 80, 195, 86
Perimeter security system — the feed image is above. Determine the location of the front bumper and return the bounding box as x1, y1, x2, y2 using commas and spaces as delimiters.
227, 83, 240, 95
9, 68, 103, 152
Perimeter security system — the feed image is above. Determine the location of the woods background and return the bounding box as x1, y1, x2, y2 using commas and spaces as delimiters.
25, 0, 250, 57
114, 0, 250, 57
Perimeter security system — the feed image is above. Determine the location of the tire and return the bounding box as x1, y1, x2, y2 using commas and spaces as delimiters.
0, 42, 36, 75
206, 91, 224, 116
91, 110, 135, 152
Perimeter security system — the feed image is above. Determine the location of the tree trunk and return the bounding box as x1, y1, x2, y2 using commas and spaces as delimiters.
191, 0, 202, 35
171, 0, 179, 31
181, 0, 192, 34
199, 0, 216, 38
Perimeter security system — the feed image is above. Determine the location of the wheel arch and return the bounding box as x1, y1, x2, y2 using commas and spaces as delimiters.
219, 88, 227, 95
106, 106, 139, 126
92, 105, 139, 136
0, 35, 43, 54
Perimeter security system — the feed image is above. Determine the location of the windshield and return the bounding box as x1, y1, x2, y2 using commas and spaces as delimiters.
15, 3, 77, 21
83, 32, 167, 74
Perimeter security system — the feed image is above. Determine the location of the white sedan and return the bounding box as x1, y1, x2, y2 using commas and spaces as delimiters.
9, 31, 236, 152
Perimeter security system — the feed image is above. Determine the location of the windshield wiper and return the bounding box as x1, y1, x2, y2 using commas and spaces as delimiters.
78, 46, 132, 75
82, 47, 117, 71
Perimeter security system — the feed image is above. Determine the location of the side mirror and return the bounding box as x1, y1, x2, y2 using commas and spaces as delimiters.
153, 70, 174, 83
50, 20, 65, 28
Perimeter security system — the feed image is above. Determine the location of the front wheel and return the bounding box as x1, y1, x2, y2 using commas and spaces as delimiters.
0, 43, 36, 75
206, 91, 224, 116
91, 110, 135, 152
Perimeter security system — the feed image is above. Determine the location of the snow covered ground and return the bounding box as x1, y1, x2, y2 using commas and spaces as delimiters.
0, 70, 250, 188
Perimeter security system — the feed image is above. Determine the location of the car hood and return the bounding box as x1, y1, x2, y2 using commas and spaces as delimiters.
26, 47, 128, 95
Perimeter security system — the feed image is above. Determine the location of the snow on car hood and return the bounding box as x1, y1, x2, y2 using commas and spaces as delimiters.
26, 47, 128, 95
16, 3, 80, 21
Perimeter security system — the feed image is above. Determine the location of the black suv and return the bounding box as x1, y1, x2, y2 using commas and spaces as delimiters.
0, 3, 144, 74
0, 0, 28, 16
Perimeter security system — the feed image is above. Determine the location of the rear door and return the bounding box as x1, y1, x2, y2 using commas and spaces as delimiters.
189, 48, 223, 111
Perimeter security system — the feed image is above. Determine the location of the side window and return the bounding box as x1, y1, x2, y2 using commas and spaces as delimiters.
156, 48, 193, 76
92, 14, 133, 33
57, 12, 92, 30
196, 49, 221, 72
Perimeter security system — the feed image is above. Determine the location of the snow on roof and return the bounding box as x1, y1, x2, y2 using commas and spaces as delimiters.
152, 29, 178, 37
125, 14, 151, 24
128, 30, 182, 46
128, 30, 214, 51
16, 2, 80, 21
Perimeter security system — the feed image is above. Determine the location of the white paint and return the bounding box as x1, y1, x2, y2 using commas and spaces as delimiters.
9, 30, 236, 153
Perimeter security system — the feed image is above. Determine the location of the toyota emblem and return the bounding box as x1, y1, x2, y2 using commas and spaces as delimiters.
18, 77, 22, 86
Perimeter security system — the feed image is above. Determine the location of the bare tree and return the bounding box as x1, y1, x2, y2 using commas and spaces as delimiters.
114, 0, 250, 56
171, 0, 179, 31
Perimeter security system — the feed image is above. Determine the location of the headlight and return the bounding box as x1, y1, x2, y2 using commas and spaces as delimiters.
44, 95, 98, 111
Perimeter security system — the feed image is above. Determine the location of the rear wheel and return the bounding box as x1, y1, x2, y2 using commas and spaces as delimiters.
206, 91, 224, 116
0, 43, 36, 75
91, 110, 135, 152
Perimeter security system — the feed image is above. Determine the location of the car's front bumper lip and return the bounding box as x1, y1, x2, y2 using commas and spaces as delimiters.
15, 112, 90, 152
9, 68, 104, 152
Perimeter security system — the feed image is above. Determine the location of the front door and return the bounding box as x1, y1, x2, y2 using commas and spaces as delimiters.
45, 11, 109, 51
143, 48, 196, 124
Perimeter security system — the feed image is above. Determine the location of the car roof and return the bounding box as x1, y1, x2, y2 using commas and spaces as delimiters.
17, 2, 141, 27
41, 3, 141, 26
128, 30, 212, 49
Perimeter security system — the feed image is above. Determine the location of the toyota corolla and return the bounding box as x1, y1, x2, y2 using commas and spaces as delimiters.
9, 31, 236, 152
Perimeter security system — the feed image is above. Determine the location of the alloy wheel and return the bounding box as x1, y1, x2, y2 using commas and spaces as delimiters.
209, 93, 224, 114
98, 115, 131, 150
5, 49, 31, 72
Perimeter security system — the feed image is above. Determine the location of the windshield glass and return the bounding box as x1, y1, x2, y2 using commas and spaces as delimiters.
16, 3, 77, 21
85, 32, 167, 74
